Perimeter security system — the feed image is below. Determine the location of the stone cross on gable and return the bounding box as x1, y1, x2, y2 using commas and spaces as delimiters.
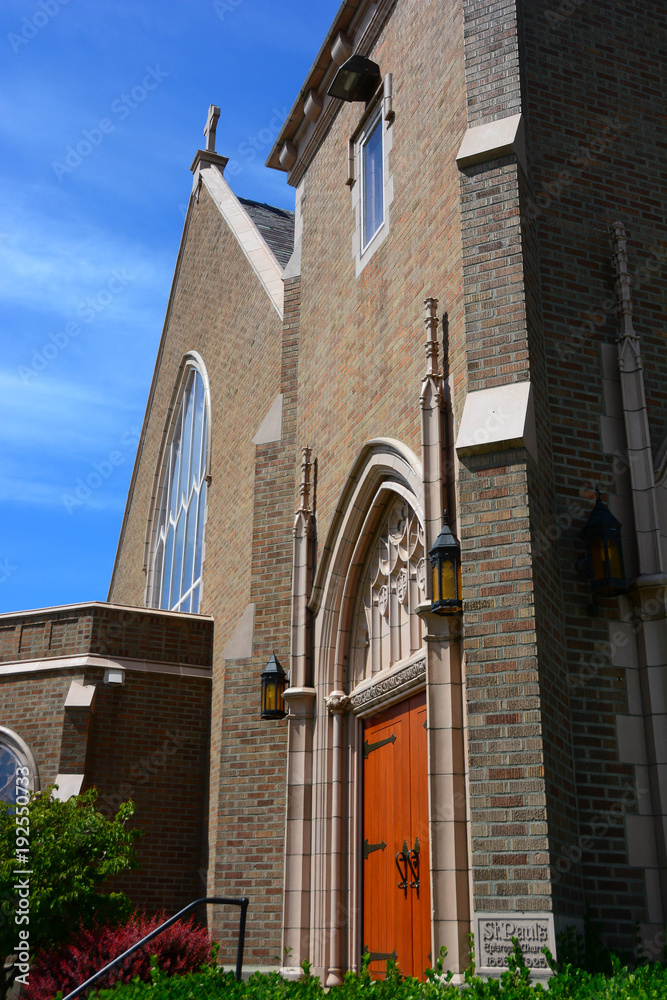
204, 105, 221, 152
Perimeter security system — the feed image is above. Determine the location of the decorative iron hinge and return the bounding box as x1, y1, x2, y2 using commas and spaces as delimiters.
363, 839, 387, 859
363, 947, 398, 963
363, 732, 396, 759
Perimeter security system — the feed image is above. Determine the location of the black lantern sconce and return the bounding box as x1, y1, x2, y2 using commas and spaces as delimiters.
328, 55, 381, 103
260, 653, 287, 720
428, 512, 462, 614
577, 489, 627, 615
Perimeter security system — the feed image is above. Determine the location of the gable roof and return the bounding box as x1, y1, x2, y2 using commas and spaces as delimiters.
239, 199, 295, 268
196, 162, 287, 317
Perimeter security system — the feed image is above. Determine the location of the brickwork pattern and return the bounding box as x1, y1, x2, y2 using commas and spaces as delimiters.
1, 670, 77, 785
85, 670, 210, 915
460, 453, 551, 913
0, 604, 213, 666
295, 0, 468, 567
212, 278, 300, 963
109, 187, 291, 959
521, 0, 666, 948
1, 665, 210, 916
462, 0, 522, 124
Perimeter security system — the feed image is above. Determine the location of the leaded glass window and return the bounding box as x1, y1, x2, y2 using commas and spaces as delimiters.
151, 366, 208, 613
361, 112, 384, 249
0, 728, 38, 804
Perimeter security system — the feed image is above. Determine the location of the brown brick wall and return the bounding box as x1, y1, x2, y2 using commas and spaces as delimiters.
1, 670, 75, 784
0, 665, 210, 916
0, 604, 213, 666
108, 185, 291, 960
86, 670, 210, 916
518, 0, 666, 947
212, 278, 300, 964
295, 0, 468, 560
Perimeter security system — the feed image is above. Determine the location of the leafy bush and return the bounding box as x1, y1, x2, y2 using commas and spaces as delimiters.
24, 910, 213, 1000
86, 944, 667, 1000
0, 787, 142, 999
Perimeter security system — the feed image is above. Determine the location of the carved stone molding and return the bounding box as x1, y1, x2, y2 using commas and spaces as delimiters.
350, 498, 426, 687
349, 655, 426, 717
325, 690, 351, 715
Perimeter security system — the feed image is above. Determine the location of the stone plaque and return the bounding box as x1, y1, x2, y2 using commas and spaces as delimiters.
474, 912, 555, 976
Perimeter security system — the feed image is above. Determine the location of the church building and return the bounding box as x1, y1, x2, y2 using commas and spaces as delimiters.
1, 0, 666, 984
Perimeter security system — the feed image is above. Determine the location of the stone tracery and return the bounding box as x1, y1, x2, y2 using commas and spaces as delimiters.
350, 496, 425, 687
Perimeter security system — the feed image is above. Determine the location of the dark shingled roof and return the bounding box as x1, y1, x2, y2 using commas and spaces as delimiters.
239, 198, 295, 269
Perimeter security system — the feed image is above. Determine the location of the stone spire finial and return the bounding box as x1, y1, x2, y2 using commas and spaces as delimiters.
610, 220, 640, 361
423, 297, 440, 377
297, 446, 312, 517
204, 105, 221, 153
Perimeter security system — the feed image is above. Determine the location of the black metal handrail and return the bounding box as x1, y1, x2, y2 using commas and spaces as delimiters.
61, 895, 249, 1000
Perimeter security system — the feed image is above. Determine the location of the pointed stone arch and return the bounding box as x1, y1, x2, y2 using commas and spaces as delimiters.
283, 439, 428, 983
310, 438, 424, 698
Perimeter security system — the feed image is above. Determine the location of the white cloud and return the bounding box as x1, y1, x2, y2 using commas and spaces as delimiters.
0, 207, 170, 321
0, 371, 142, 450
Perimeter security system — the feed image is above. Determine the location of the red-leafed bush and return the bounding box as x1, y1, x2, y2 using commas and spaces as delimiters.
23, 910, 213, 1000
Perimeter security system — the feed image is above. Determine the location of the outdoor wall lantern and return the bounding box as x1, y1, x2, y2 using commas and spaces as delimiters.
429, 512, 462, 614
328, 55, 381, 103
577, 489, 627, 615
260, 653, 287, 720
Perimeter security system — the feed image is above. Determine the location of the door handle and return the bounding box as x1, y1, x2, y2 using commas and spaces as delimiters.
406, 837, 420, 895
395, 839, 409, 896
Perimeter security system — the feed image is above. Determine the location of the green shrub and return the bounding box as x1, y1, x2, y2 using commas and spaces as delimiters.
0, 787, 142, 1000
88, 944, 667, 1000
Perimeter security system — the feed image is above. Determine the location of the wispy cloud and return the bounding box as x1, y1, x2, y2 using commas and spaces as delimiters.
0, 209, 169, 320
0, 370, 122, 445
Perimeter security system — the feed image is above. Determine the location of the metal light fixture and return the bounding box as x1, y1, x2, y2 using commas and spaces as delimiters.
260, 653, 287, 720
103, 667, 125, 685
577, 489, 626, 615
429, 512, 462, 614
328, 55, 381, 103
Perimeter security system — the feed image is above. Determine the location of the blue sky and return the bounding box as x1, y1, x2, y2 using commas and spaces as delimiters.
0, 0, 339, 614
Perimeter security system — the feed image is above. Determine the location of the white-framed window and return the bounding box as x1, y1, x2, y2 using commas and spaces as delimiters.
0, 727, 39, 804
150, 358, 209, 614
361, 110, 384, 250
350, 100, 393, 275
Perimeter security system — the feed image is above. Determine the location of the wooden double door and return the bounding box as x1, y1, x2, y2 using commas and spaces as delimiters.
362, 692, 431, 979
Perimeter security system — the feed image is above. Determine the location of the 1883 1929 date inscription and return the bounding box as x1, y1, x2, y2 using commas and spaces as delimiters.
474, 913, 556, 976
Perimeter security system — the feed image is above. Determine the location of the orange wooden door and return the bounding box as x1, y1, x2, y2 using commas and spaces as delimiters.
362, 692, 431, 979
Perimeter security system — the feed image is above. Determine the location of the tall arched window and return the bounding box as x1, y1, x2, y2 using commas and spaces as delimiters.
0, 727, 39, 803
151, 362, 208, 613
